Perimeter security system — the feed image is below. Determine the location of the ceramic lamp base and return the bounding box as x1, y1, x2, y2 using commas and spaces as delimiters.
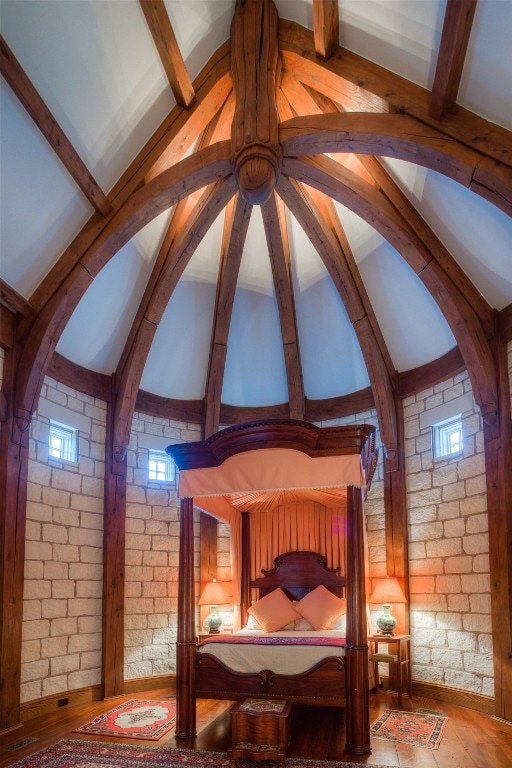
376, 603, 397, 636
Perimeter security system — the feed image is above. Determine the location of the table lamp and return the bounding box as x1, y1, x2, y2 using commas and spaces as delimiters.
369, 577, 407, 635
198, 579, 232, 634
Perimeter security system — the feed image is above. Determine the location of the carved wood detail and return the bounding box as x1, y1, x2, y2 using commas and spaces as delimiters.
231, 0, 281, 204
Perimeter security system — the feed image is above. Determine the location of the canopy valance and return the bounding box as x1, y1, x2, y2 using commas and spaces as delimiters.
167, 420, 377, 511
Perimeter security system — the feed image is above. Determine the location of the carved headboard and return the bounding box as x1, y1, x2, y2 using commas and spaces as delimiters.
251, 550, 346, 601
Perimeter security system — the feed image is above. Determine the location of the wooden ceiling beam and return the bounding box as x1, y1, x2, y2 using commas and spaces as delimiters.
23, 42, 231, 325
313, 0, 339, 61
283, 153, 498, 423
140, 0, 195, 108
276, 174, 399, 465
429, 0, 478, 121
277, 88, 494, 337
14, 142, 234, 440
203, 195, 253, 439
357, 154, 494, 338
262, 193, 305, 420
309, 186, 396, 382
280, 112, 512, 216
0, 279, 34, 320
111, 175, 238, 458
0, 36, 112, 217
279, 20, 512, 171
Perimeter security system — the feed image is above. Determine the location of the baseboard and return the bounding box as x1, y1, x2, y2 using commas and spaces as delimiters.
19, 675, 177, 722
124, 674, 176, 694
20, 684, 103, 721
411, 679, 495, 714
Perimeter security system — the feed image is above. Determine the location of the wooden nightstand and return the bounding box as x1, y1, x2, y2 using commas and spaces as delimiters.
369, 634, 412, 706
197, 631, 232, 642
228, 698, 292, 767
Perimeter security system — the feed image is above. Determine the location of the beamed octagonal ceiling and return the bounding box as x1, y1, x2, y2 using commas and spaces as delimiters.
1, 0, 511, 464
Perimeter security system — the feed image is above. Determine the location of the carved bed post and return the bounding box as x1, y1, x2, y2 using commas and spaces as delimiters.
176, 496, 196, 737
345, 485, 371, 755
241, 511, 251, 626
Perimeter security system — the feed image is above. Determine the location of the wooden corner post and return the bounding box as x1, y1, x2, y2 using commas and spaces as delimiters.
176, 496, 196, 737
345, 484, 371, 755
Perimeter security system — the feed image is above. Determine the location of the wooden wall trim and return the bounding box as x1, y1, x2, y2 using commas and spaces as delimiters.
411, 679, 494, 716
19, 685, 103, 722
47, 347, 472, 427
48, 353, 111, 402
398, 346, 466, 397
0, 279, 34, 319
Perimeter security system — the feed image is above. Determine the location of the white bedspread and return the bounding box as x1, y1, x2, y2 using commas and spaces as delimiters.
197, 629, 346, 676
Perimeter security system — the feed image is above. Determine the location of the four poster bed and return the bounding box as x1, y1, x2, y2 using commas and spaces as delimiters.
167, 419, 377, 755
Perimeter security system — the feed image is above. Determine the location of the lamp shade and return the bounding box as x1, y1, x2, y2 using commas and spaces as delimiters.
369, 577, 407, 605
199, 579, 231, 606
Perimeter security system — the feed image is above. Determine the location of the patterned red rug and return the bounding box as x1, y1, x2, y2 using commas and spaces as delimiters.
10, 740, 398, 768
73, 699, 176, 740
370, 709, 448, 749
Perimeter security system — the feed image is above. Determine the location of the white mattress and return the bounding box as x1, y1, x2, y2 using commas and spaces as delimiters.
197, 629, 346, 676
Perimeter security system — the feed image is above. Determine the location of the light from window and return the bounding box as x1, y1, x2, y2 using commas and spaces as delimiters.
148, 450, 176, 484
433, 417, 463, 459
49, 420, 78, 462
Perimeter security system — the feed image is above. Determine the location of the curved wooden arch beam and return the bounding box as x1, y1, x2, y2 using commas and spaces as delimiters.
112, 175, 238, 460
115, 89, 239, 432
280, 112, 512, 215
14, 143, 234, 442
280, 83, 494, 338
307, 186, 396, 384
279, 21, 512, 170
204, 195, 253, 439
262, 193, 305, 421
283, 154, 498, 422
276, 174, 398, 465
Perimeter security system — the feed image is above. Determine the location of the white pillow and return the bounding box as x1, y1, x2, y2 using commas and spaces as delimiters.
294, 617, 315, 631
245, 614, 262, 630
329, 613, 346, 632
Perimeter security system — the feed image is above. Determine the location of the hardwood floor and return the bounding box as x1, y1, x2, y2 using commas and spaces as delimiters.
1, 688, 511, 767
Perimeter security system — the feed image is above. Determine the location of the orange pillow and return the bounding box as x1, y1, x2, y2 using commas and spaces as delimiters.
248, 588, 301, 632
295, 585, 346, 630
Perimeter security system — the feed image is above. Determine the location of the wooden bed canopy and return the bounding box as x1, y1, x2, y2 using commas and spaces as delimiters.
167, 418, 378, 755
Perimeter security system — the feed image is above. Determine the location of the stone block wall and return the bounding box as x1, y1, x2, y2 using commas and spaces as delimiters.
124, 412, 201, 680
22, 377, 106, 703
11, 354, 505, 701
403, 371, 493, 695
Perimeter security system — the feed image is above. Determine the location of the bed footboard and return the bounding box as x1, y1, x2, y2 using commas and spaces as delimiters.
196, 652, 347, 708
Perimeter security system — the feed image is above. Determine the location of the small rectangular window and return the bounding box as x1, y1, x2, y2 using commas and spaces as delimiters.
49, 420, 78, 463
148, 450, 177, 485
433, 417, 463, 459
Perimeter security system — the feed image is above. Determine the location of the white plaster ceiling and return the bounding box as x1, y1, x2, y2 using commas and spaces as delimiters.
1, 0, 511, 408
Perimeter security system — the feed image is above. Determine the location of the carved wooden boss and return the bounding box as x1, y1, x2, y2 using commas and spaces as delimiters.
231, 0, 281, 204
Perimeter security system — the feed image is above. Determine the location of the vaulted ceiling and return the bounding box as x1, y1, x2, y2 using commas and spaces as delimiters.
1, 0, 511, 457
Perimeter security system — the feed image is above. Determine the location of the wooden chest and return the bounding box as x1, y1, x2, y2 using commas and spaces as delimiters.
228, 698, 292, 766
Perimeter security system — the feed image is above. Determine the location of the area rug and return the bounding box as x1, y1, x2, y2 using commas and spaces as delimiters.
10, 740, 398, 768
72, 699, 176, 740
370, 709, 448, 749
